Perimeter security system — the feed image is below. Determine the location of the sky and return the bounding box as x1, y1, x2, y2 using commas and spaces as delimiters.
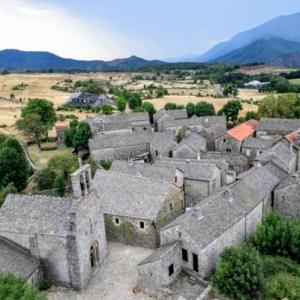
1, 0, 300, 61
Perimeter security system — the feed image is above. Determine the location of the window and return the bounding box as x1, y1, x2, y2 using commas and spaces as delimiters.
132, 128, 135, 131
140, 221, 145, 229
114, 218, 120, 225
245, 149, 251, 157
174, 176, 178, 184
226, 148, 232, 153
143, 127, 147, 131
170, 202, 174, 211
168, 264, 174, 276
182, 248, 188, 262
155, 150, 159, 156
169, 151, 173, 158
223, 138, 226, 143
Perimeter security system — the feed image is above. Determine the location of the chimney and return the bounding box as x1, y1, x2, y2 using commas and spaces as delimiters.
224, 188, 233, 203
197, 152, 201, 161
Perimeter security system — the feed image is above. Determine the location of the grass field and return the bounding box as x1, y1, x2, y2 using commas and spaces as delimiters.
0, 72, 268, 138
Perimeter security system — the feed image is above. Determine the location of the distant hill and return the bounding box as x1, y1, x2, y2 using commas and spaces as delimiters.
210, 38, 300, 67
0, 49, 165, 71
199, 11, 300, 63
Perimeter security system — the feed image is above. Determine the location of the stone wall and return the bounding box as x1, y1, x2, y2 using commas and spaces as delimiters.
138, 242, 181, 296
274, 184, 300, 218
215, 134, 242, 154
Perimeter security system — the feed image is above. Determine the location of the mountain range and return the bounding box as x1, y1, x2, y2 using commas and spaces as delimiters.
0, 49, 164, 71
1, 11, 300, 70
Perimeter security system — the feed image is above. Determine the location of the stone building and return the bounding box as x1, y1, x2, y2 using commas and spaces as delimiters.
154, 109, 188, 132
255, 141, 298, 174
215, 120, 257, 154
138, 180, 263, 296
154, 159, 222, 207
149, 132, 177, 159
241, 137, 274, 166
0, 164, 107, 290
274, 172, 300, 218
87, 112, 151, 135
65, 92, 114, 108
93, 170, 184, 249
256, 118, 300, 139
172, 133, 207, 159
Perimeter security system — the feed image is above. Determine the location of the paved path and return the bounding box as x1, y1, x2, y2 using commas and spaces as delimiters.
47, 242, 153, 300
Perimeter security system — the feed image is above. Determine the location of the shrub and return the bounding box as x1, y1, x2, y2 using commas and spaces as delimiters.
264, 273, 300, 300
164, 102, 177, 110
100, 161, 112, 170
54, 175, 66, 197
194, 101, 215, 117
0, 273, 46, 300
262, 256, 300, 279
35, 168, 56, 191
0, 183, 17, 207
102, 104, 113, 115
250, 212, 300, 262
213, 245, 263, 300
186, 102, 195, 118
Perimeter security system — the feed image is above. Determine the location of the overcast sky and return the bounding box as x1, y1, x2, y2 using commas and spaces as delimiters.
1, 0, 300, 60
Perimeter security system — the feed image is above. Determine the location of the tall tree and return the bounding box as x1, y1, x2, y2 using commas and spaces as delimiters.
21, 98, 56, 140
128, 93, 142, 110
142, 102, 156, 123
218, 100, 242, 123
16, 113, 45, 149
0, 138, 30, 191
186, 102, 195, 118
195, 101, 215, 117
117, 97, 126, 112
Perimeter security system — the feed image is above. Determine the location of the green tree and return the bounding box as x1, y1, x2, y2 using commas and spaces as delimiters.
223, 84, 238, 97
54, 175, 66, 197
250, 212, 300, 262
128, 93, 142, 110
213, 245, 263, 300
142, 102, 156, 123
164, 102, 177, 110
0, 138, 30, 191
117, 97, 126, 112
186, 102, 195, 118
35, 168, 56, 191
218, 100, 242, 123
16, 113, 45, 149
64, 119, 79, 148
156, 85, 168, 98
47, 152, 78, 180
102, 104, 113, 115
0, 273, 46, 300
0, 183, 17, 207
195, 101, 215, 117
21, 98, 56, 140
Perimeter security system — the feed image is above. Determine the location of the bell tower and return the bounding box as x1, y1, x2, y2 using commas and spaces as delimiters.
71, 159, 92, 198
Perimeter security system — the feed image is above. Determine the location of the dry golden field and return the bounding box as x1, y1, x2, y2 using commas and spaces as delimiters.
236, 65, 295, 75
0, 72, 267, 138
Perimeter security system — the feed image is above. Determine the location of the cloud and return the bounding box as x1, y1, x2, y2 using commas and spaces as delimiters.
0, 0, 134, 60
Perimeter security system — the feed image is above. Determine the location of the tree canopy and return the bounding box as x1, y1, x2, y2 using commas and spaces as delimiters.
218, 99, 242, 123
0, 137, 30, 192
186, 102, 195, 118
142, 101, 156, 123
117, 97, 126, 112
194, 101, 215, 117
128, 92, 142, 110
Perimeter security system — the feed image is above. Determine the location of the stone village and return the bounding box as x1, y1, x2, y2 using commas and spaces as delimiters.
1, 108, 300, 298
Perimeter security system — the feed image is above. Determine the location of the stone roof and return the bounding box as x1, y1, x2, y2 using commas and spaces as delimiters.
139, 241, 179, 265
89, 132, 152, 150
162, 181, 261, 249
0, 194, 75, 235
93, 170, 176, 220
242, 137, 274, 150
154, 109, 188, 122
149, 132, 177, 152
256, 141, 295, 173
226, 120, 257, 142
154, 160, 218, 181
0, 236, 40, 279
257, 118, 300, 134
275, 171, 300, 190
65, 92, 114, 106
110, 160, 178, 182
238, 165, 280, 200
173, 133, 206, 153
202, 152, 248, 171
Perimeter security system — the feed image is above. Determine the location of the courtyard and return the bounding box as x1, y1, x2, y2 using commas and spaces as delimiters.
47, 242, 153, 300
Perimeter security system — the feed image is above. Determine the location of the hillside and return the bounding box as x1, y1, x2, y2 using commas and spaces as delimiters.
0, 49, 164, 71
199, 11, 300, 62
210, 38, 300, 67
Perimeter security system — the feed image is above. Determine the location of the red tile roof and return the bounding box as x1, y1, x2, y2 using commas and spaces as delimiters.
227, 120, 258, 142
286, 130, 297, 144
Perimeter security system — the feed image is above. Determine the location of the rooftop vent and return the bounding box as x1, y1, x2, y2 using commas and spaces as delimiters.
192, 211, 204, 221
292, 173, 299, 178
224, 188, 234, 203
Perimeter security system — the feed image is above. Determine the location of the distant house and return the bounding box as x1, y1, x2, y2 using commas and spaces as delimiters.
65, 92, 114, 108
244, 80, 269, 89
215, 120, 258, 154
257, 118, 300, 139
